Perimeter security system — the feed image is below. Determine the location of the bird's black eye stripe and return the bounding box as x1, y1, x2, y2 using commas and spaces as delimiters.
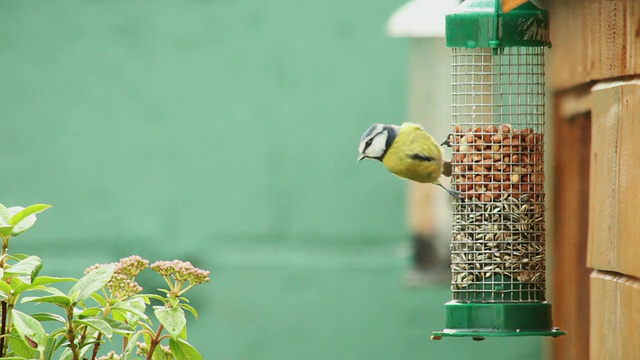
363, 131, 383, 151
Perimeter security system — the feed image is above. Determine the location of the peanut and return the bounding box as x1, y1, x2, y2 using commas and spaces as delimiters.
498, 124, 512, 134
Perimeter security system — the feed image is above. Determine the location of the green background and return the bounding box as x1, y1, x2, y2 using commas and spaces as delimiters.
0, 1, 542, 359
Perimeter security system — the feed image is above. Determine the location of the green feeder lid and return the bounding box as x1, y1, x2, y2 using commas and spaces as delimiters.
445, 0, 550, 49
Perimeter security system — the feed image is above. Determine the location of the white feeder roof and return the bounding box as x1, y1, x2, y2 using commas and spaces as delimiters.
386, 0, 460, 38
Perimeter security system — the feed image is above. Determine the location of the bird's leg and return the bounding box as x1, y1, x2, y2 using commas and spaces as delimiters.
440, 133, 453, 147
436, 183, 462, 200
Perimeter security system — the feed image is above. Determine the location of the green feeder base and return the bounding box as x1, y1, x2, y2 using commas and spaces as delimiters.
431, 301, 566, 340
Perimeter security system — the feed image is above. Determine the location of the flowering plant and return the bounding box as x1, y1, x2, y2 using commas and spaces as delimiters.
0, 203, 210, 360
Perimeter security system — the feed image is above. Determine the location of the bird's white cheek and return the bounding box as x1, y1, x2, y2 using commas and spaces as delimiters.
368, 133, 388, 157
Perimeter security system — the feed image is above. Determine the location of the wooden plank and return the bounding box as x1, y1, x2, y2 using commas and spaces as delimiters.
547, 0, 589, 91
548, 0, 640, 91
588, 80, 640, 278
549, 90, 592, 360
588, 0, 640, 80
406, 39, 452, 261
408, 182, 436, 236
590, 271, 640, 360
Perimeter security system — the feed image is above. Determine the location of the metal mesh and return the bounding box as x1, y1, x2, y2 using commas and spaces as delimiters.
449, 47, 546, 302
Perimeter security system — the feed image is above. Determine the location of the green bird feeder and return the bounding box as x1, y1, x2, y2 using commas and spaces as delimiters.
431, 0, 565, 340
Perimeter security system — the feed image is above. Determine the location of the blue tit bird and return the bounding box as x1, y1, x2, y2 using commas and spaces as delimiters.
357, 122, 459, 198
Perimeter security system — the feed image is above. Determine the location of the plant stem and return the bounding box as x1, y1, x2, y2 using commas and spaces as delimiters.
122, 332, 128, 353
145, 324, 164, 360
0, 236, 11, 357
162, 276, 175, 292
91, 303, 111, 359
3, 303, 12, 357
121, 319, 131, 352
90, 332, 103, 360
65, 307, 79, 360
0, 236, 9, 268
0, 301, 6, 357
0, 236, 8, 256
0, 296, 15, 358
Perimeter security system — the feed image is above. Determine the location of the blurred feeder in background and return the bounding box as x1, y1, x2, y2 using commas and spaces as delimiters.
386, 0, 460, 286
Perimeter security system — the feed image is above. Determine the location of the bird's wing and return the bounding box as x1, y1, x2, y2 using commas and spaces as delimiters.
401, 123, 443, 163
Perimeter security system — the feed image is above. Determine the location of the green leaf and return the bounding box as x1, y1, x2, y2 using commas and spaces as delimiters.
12, 284, 65, 299
74, 318, 113, 338
111, 307, 126, 324
138, 321, 155, 334
31, 276, 77, 287
31, 312, 67, 323
112, 300, 149, 321
152, 346, 165, 360
178, 323, 188, 340
0, 279, 12, 298
22, 294, 72, 308
146, 294, 167, 303
0, 204, 11, 224
11, 309, 47, 350
6, 256, 42, 284
8, 253, 29, 260
68, 264, 114, 303
8, 204, 51, 237
77, 338, 100, 351
11, 276, 75, 298
7, 332, 37, 359
121, 331, 142, 360
9, 204, 52, 226
59, 348, 74, 360
78, 307, 102, 318
35, 285, 68, 296
49, 327, 68, 339
169, 338, 203, 360
124, 297, 146, 324
102, 317, 135, 335
7, 277, 26, 293
0, 224, 14, 238
42, 336, 59, 360
90, 292, 107, 307
154, 307, 186, 339
180, 303, 199, 320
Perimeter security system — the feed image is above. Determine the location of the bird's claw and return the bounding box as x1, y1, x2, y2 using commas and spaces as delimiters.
436, 183, 463, 200
446, 187, 463, 200
440, 133, 453, 147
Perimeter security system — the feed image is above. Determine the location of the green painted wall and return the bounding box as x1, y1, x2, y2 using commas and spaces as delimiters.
1, 0, 408, 247
0, 1, 543, 359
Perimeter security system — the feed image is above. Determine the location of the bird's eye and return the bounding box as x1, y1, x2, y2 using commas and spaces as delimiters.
365, 138, 373, 147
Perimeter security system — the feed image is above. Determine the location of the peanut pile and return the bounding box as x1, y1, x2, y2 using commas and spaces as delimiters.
450, 124, 544, 202
449, 124, 546, 300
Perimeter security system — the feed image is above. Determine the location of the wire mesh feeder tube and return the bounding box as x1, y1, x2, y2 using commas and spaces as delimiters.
450, 47, 547, 303
432, 0, 564, 340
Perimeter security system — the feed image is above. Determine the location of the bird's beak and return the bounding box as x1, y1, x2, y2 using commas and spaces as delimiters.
357, 154, 365, 161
